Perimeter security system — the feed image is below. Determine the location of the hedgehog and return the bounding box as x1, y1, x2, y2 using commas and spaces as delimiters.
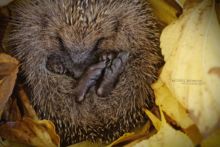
7, 0, 164, 146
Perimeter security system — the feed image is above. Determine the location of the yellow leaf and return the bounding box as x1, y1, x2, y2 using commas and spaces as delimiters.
160, 0, 220, 136
152, 80, 203, 144
134, 109, 194, 147
152, 79, 194, 129
145, 109, 161, 131
148, 0, 180, 24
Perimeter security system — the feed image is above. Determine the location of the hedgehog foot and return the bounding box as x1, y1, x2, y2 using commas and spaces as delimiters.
97, 52, 130, 97
74, 60, 107, 103
74, 52, 129, 102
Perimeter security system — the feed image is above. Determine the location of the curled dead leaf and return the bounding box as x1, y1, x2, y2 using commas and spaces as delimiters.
152, 79, 194, 129
0, 117, 60, 147
2, 96, 22, 121
0, 53, 19, 117
133, 109, 194, 147
2, 85, 38, 122
0, 85, 60, 147
17, 87, 38, 120
152, 79, 203, 144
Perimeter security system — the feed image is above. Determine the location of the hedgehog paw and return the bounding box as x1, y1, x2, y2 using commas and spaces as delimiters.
97, 52, 130, 97
74, 61, 106, 103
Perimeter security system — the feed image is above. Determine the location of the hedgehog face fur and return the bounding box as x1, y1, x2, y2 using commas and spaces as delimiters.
8, 0, 164, 145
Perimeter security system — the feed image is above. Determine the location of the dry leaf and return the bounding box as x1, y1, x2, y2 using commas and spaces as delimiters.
184, 125, 203, 145
160, 0, 220, 136
2, 96, 22, 121
0, 85, 59, 147
17, 87, 38, 120
152, 79, 194, 129
0, 117, 60, 147
152, 80, 203, 144
148, 0, 180, 24
2, 86, 38, 122
0, 53, 19, 117
133, 109, 194, 147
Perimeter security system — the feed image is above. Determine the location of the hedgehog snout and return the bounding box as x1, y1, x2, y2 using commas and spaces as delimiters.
46, 48, 100, 80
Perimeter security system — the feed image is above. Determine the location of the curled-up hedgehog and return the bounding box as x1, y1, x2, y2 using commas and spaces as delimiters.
8, 0, 164, 146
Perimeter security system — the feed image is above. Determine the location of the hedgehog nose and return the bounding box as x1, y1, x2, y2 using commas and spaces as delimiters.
67, 65, 85, 79
71, 68, 84, 79
68, 51, 98, 79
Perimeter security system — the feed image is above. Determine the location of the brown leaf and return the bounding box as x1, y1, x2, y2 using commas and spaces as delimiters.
2, 86, 38, 122
17, 86, 38, 120
0, 117, 60, 147
0, 53, 19, 117
0, 57, 59, 146
184, 125, 203, 145
2, 97, 22, 121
